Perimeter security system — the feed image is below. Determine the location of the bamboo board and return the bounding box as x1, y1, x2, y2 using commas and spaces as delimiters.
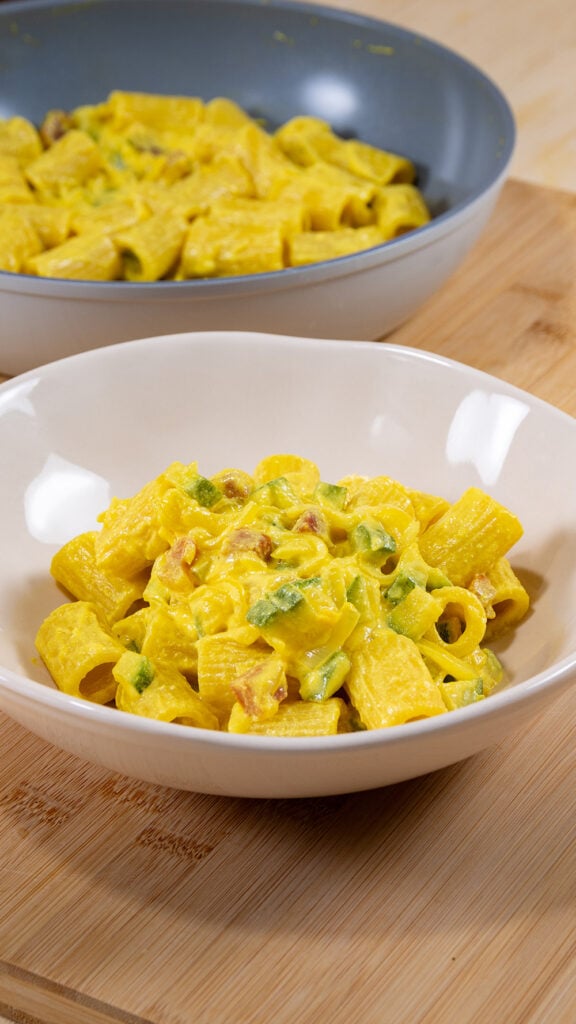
0, 179, 575, 1024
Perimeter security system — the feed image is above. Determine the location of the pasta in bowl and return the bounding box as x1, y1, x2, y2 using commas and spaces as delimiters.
0, 0, 515, 374
0, 331, 574, 798
35, 453, 528, 737
1, 92, 431, 282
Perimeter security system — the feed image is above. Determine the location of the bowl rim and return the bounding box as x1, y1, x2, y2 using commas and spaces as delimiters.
0, 0, 516, 298
0, 330, 574, 755
0, 648, 574, 754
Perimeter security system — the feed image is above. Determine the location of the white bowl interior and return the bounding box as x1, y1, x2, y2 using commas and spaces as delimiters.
0, 333, 574, 796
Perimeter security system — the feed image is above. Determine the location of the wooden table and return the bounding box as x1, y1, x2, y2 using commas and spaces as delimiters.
1, 177, 575, 1024
1, 0, 576, 1017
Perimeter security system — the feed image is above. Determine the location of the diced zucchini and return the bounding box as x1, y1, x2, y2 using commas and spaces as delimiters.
271, 583, 306, 613
246, 597, 282, 628
387, 586, 441, 641
246, 580, 309, 627
132, 656, 155, 693
351, 520, 396, 563
427, 567, 453, 589
346, 574, 372, 616
246, 575, 341, 656
314, 481, 348, 510
385, 572, 420, 605
185, 475, 223, 508
289, 576, 321, 590
114, 651, 155, 694
439, 677, 485, 710
300, 650, 351, 702
252, 476, 297, 508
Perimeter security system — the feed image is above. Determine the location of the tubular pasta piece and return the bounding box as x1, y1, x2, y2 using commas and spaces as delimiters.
481, 558, 531, 640
71, 197, 150, 236
35, 601, 125, 703
374, 183, 431, 239
419, 487, 524, 587
179, 218, 284, 278
0, 116, 43, 165
211, 195, 305, 237
25, 130, 103, 193
287, 226, 383, 266
0, 208, 42, 273
107, 90, 204, 131
168, 153, 254, 218
228, 697, 345, 736
346, 626, 446, 728
278, 164, 377, 231
204, 97, 254, 128
326, 138, 416, 185
25, 233, 121, 280
422, 586, 487, 658
113, 651, 218, 729
51, 531, 148, 625
115, 210, 187, 281
95, 476, 174, 577
5, 203, 72, 248
197, 630, 272, 723
0, 154, 34, 203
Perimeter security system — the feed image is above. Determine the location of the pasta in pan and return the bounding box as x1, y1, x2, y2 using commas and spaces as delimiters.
35, 454, 529, 737
0, 92, 431, 280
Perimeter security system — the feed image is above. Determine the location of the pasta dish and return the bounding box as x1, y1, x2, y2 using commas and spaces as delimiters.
35, 454, 529, 737
0, 91, 430, 281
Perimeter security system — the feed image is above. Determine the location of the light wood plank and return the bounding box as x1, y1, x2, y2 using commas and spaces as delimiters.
0, 177, 575, 1024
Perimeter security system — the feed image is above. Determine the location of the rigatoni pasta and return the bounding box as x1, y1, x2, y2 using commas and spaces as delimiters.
35, 454, 529, 737
0, 91, 431, 281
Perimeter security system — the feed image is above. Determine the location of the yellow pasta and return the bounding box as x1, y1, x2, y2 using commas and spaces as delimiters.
36, 454, 529, 735
36, 601, 126, 703
374, 183, 432, 240
0, 208, 42, 273
275, 116, 415, 185
1, 92, 431, 281
0, 116, 43, 165
277, 163, 378, 231
228, 697, 346, 736
287, 226, 384, 267
7, 203, 71, 248
418, 487, 524, 587
115, 210, 188, 281
25, 232, 121, 281
71, 196, 149, 237
346, 626, 447, 728
0, 154, 34, 204
25, 129, 103, 194
113, 651, 218, 730
180, 218, 284, 277
51, 531, 147, 624
472, 557, 531, 640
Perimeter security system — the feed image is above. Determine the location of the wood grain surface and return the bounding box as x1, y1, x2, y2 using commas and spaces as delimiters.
0, 177, 575, 1024
1, 1, 575, 1018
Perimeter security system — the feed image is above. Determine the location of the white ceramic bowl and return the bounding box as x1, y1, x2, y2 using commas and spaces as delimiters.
0, 0, 515, 374
0, 331, 574, 798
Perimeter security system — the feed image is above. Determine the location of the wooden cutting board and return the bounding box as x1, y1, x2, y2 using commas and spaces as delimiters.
1, 179, 575, 1024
